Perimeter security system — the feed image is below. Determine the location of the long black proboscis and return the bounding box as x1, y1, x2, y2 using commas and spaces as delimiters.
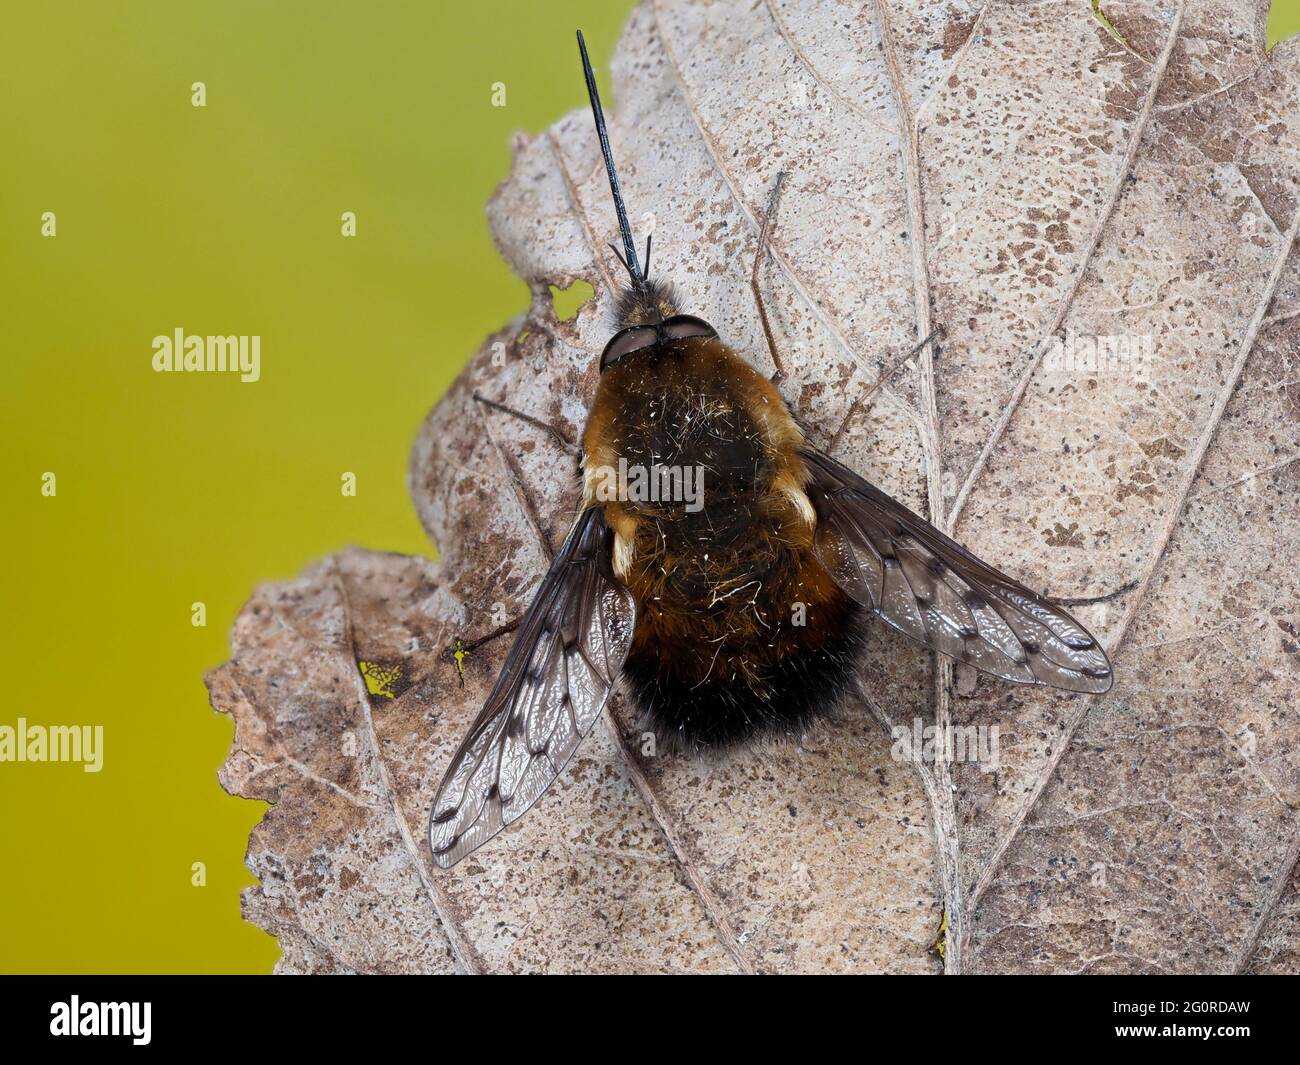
576, 30, 643, 285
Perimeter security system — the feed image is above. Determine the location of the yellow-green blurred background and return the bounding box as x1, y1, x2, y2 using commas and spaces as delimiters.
1, 1, 1297, 974
0, 0, 632, 974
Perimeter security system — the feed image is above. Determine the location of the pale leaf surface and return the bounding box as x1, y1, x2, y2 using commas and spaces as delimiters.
212, 0, 1300, 973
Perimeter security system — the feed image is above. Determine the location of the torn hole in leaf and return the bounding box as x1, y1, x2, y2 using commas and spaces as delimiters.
1267, 2, 1300, 50
1090, 0, 1131, 49
548, 279, 595, 322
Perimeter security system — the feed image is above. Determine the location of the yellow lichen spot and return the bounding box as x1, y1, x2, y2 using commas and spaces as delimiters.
930, 909, 949, 961
451, 639, 468, 688
358, 660, 401, 699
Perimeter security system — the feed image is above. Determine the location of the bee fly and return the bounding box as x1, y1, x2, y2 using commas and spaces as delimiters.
429, 31, 1113, 868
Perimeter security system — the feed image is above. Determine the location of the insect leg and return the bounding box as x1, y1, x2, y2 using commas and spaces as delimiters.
1049, 579, 1138, 608
472, 392, 580, 457
443, 616, 524, 680
863, 326, 944, 405
750, 171, 788, 385
827, 327, 944, 453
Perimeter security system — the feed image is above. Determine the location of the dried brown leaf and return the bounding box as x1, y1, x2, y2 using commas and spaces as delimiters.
210, 0, 1300, 973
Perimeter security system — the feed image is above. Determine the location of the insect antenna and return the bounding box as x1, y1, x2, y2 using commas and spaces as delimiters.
577, 30, 645, 290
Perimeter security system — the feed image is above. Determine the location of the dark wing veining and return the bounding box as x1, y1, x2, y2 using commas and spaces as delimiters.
803, 447, 1112, 693
429, 506, 637, 867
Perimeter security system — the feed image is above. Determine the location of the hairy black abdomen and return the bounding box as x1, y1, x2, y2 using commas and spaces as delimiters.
621, 600, 867, 751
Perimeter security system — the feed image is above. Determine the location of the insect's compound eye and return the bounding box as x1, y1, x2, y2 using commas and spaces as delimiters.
661, 315, 717, 341
600, 326, 658, 370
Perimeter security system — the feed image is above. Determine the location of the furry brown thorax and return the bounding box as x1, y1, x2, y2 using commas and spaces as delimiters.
581, 330, 864, 749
